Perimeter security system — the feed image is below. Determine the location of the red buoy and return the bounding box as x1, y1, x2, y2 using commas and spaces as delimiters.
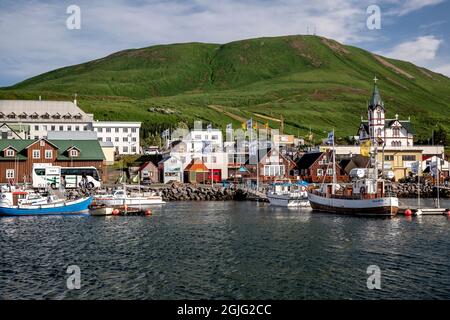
404, 209, 412, 216
112, 208, 120, 215
145, 209, 152, 216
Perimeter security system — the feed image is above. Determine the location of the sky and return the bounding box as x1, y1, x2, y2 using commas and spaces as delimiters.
0, 0, 449, 86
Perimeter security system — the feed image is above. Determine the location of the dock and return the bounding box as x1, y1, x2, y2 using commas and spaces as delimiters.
398, 207, 449, 216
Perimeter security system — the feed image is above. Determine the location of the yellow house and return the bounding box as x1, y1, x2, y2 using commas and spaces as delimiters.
378, 149, 422, 181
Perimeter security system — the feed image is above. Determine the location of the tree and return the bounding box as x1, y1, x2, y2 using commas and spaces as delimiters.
433, 124, 448, 146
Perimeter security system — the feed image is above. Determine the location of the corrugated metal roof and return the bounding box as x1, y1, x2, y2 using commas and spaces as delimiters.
0, 100, 92, 122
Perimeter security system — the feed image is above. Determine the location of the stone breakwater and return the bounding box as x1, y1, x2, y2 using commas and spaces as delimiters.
127, 184, 251, 201
391, 183, 450, 199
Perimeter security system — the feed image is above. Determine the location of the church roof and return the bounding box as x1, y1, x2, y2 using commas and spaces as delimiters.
384, 120, 416, 134
368, 85, 384, 110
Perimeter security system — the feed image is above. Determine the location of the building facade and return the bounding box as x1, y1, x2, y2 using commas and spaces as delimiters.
0, 138, 105, 184
93, 121, 141, 155
0, 100, 141, 155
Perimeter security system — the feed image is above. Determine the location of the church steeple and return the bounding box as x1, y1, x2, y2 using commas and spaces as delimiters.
368, 76, 384, 110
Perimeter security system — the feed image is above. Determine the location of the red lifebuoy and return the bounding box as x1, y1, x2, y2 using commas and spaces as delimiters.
404, 209, 412, 216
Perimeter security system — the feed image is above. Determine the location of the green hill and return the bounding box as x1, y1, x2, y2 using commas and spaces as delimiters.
1, 35, 450, 143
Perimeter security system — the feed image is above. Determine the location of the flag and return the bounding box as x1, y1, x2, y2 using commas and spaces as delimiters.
360, 140, 371, 157
327, 131, 334, 145
241, 122, 246, 129
246, 119, 253, 130
411, 161, 420, 174
264, 122, 269, 130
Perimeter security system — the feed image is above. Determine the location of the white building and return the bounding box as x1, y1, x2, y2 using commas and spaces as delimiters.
93, 121, 141, 155
358, 80, 415, 147
0, 99, 141, 155
167, 128, 229, 180
0, 100, 94, 139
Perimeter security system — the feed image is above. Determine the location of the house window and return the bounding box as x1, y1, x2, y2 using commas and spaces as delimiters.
106, 128, 111, 133
115, 137, 119, 142
317, 169, 323, 176
123, 128, 128, 133
43, 125, 47, 131
70, 149, 78, 157
132, 137, 136, 142
106, 137, 111, 142
402, 155, 416, 161
6, 169, 15, 179
123, 137, 128, 142
67, 126, 72, 131
377, 128, 382, 136
115, 128, 119, 133
131, 128, 137, 133
5, 149, 14, 157
75, 126, 80, 131
326, 168, 333, 176
32, 150, 41, 159
385, 155, 394, 161
51, 125, 55, 131
98, 128, 103, 133
123, 146, 128, 153
45, 150, 53, 159
59, 126, 63, 131
212, 135, 218, 140
263, 165, 285, 176
34, 125, 39, 131
132, 146, 136, 153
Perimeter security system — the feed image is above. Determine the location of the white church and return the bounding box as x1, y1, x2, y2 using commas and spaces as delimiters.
358, 78, 415, 147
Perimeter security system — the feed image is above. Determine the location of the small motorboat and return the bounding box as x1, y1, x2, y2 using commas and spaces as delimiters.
94, 189, 165, 206
267, 180, 310, 207
0, 190, 92, 216
88, 203, 113, 216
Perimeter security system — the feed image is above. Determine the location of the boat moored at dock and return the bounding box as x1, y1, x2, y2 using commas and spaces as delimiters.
93, 189, 165, 206
267, 180, 310, 207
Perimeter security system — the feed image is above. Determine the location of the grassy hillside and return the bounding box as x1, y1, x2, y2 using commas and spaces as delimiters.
1, 35, 450, 143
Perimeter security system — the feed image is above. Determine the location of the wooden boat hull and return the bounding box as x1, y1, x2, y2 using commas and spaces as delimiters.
0, 197, 93, 216
308, 192, 398, 217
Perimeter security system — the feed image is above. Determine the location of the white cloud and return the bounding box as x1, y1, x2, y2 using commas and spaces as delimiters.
378, 35, 443, 65
390, 0, 445, 16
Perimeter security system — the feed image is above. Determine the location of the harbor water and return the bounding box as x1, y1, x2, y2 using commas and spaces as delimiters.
1, 201, 450, 299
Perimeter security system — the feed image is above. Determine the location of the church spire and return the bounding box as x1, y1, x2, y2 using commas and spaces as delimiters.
368, 76, 384, 110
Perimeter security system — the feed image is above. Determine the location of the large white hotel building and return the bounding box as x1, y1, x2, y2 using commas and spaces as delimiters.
0, 99, 141, 155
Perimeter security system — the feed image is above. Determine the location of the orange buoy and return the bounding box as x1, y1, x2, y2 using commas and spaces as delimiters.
404, 209, 412, 216
145, 209, 152, 216
446, 209, 450, 216
112, 208, 120, 215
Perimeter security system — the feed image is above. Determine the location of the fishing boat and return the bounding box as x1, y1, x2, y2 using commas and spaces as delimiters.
267, 180, 310, 207
0, 190, 92, 216
307, 130, 398, 217
93, 189, 165, 206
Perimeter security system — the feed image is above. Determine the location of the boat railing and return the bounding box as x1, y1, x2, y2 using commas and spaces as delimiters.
310, 189, 395, 200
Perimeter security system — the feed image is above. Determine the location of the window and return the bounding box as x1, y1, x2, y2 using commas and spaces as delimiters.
317, 169, 323, 176
326, 168, 333, 175
115, 128, 119, 133
6, 169, 15, 179
263, 165, 285, 176
123, 146, 128, 153
106, 128, 111, 133
83, 126, 88, 131
34, 125, 39, 131
59, 126, 63, 131
123, 137, 128, 142
212, 156, 217, 163
195, 135, 201, 140
70, 149, 78, 157
98, 128, 103, 133
98, 137, 103, 142
212, 135, 218, 140
32, 150, 40, 159
45, 149, 53, 159
115, 137, 119, 142
43, 125, 47, 131
75, 126, 80, 131
51, 125, 55, 131
67, 126, 72, 131
402, 155, 416, 161
131, 128, 137, 133
377, 128, 382, 136
5, 149, 14, 157
132, 137, 136, 142
385, 155, 394, 161
132, 146, 136, 153
106, 137, 111, 142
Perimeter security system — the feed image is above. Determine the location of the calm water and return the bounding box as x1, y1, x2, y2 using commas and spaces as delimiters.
1, 201, 450, 300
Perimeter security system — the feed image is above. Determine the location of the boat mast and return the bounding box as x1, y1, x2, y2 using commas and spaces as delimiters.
332, 128, 336, 194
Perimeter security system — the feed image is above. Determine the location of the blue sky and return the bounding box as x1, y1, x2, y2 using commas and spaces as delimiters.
1, 0, 449, 86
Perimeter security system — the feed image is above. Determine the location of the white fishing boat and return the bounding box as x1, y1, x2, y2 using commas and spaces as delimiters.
307, 130, 398, 217
88, 203, 114, 216
267, 180, 310, 207
93, 189, 165, 206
